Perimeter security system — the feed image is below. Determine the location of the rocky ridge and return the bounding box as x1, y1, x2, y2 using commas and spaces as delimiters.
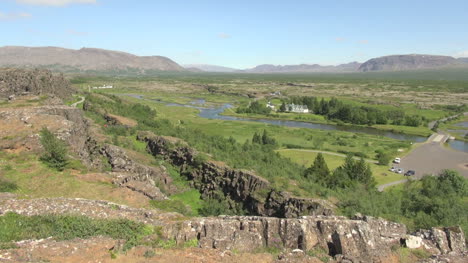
137, 131, 339, 218
0, 196, 465, 262
0, 68, 73, 100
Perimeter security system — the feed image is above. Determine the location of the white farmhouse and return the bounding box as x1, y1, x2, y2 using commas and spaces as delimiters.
287, 103, 309, 113
266, 101, 276, 110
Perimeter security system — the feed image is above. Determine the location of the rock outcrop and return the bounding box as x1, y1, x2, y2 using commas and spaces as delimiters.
137, 132, 335, 218
2, 197, 465, 262
167, 215, 406, 262
0, 68, 73, 100
100, 144, 175, 200
0, 105, 102, 167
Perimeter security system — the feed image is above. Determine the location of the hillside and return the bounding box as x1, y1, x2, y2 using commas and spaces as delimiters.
0, 46, 185, 73
358, 54, 462, 72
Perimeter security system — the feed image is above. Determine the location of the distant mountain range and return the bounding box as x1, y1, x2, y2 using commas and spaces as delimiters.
241, 62, 361, 73
358, 54, 464, 72
186, 55, 468, 73
183, 64, 238, 72
1, 46, 467, 74
0, 46, 184, 73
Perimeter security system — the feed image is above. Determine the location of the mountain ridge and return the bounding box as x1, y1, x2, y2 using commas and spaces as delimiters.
0, 46, 185, 73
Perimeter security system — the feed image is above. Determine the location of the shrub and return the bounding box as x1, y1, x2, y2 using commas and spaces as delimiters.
0, 178, 18, 192
39, 127, 68, 171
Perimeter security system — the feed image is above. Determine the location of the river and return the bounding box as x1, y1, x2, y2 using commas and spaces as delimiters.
123, 94, 467, 153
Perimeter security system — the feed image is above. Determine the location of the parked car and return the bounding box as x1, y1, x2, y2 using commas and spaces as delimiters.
389, 167, 396, 172
405, 170, 415, 176
396, 168, 404, 174
393, 157, 401, 164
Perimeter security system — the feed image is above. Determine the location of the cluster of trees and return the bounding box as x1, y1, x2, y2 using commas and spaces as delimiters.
252, 129, 277, 146
305, 153, 375, 189
279, 96, 425, 127
339, 170, 467, 234
236, 101, 271, 114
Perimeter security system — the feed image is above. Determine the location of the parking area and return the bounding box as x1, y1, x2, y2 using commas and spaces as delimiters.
394, 136, 468, 179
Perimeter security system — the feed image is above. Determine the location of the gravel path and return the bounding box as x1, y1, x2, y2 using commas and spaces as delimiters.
287, 149, 378, 164
71, 96, 85, 107
378, 179, 408, 192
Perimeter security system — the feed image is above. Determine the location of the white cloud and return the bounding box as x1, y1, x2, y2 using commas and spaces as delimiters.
454, 50, 468, 58
218, 33, 231, 39
335, 37, 345, 42
358, 40, 369, 44
16, 0, 96, 6
0, 11, 32, 20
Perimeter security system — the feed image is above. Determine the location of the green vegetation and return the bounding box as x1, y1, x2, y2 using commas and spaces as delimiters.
79, 87, 466, 237
0, 177, 18, 192
338, 170, 468, 234
39, 127, 69, 171
0, 212, 153, 251
236, 100, 271, 114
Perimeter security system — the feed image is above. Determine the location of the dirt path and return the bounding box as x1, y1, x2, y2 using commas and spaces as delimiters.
377, 179, 408, 192
71, 96, 85, 107
288, 149, 378, 164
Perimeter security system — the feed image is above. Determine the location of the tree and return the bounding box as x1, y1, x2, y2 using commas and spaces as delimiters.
39, 127, 68, 171
252, 132, 261, 144
376, 151, 391, 166
305, 153, 330, 184
279, 102, 287, 112
261, 129, 276, 145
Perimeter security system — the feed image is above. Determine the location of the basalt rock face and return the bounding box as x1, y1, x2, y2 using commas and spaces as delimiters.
0, 68, 73, 100
1, 197, 465, 262
100, 144, 175, 200
137, 132, 335, 218
164, 215, 407, 262
412, 226, 467, 255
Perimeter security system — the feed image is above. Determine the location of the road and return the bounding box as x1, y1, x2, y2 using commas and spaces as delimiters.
71, 96, 85, 107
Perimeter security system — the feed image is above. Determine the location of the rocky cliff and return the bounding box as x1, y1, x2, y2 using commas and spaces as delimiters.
137, 132, 335, 218
0, 68, 73, 100
1, 196, 465, 262
358, 54, 459, 72
0, 46, 185, 73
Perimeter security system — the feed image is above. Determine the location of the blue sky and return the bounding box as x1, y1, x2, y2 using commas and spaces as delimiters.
1, 0, 467, 68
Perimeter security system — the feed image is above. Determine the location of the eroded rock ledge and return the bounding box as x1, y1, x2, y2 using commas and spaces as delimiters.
0, 197, 465, 262
137, 131, 334, 218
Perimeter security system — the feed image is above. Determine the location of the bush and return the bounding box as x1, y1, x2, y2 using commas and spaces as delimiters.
0, 178, 18, 192
39, 127, 68, 171
376, 151, 392, 166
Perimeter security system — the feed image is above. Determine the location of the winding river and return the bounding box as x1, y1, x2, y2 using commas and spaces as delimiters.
123, 94, 467, 153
